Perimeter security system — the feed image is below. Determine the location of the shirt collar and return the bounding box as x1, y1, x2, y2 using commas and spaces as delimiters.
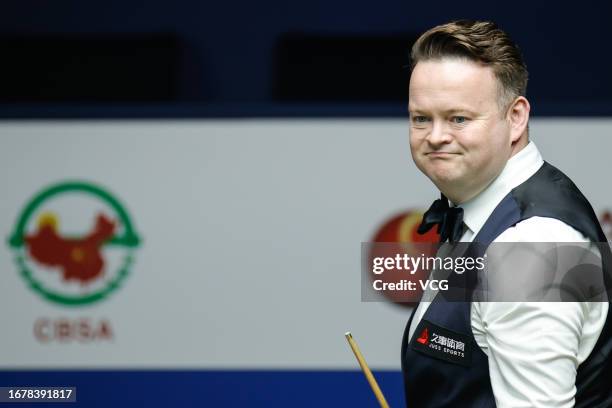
459, 141, 544, 237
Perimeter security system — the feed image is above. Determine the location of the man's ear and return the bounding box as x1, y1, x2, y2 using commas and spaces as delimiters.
507, 96, 530, 143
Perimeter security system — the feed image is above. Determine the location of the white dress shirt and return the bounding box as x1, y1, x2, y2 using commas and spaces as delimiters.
408, 142, 608, 407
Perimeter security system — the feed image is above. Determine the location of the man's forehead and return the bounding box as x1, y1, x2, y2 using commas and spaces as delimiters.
409, 58, 499, 112
408, 86, 490, 112
410, 57, 496, 80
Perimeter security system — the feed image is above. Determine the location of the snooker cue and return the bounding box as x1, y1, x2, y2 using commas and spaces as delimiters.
345, 332, 390, 408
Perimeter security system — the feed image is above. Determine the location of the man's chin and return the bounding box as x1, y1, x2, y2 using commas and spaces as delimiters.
428, 173, 463, 195
425, 169, 460, 186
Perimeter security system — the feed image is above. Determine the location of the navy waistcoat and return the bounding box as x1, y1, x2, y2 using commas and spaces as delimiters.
401, 162, 612, 407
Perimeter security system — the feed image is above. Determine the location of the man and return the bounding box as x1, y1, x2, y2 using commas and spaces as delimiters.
401, 20, 612, 407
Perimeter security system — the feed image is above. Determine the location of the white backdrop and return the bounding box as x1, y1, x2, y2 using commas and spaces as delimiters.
0, 118, 610, 369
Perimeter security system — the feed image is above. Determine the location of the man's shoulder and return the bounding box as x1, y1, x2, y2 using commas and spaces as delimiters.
494, 216, 591, 243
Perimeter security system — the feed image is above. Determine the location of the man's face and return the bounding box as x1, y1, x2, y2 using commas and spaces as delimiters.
409, 58, 514, 204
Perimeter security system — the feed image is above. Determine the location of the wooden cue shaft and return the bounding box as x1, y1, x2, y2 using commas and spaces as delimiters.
345, 332, 390, 408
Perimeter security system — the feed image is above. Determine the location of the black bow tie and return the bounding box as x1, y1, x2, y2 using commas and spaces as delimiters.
417, 194, 465, 243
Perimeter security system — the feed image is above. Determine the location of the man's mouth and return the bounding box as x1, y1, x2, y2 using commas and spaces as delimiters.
426, 152, 459, 157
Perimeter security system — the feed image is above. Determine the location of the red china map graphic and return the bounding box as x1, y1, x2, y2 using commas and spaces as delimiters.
25, 212, 116, 284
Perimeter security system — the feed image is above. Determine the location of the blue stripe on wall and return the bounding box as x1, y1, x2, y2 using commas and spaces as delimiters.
0, 370, 405, 407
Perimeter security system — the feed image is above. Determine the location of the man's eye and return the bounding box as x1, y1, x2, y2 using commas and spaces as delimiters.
413, 116, 429, 123
451, 116, 467, 124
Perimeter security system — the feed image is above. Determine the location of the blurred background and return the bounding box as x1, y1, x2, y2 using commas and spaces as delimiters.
1, 1, 612, 406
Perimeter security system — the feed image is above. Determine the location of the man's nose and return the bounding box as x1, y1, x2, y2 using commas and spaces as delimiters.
426, 121, 453, 146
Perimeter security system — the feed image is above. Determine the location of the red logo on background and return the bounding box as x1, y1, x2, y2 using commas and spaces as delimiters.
371, 211, 438, 244
416, 327, 429, 345
25, 213, 116, 283
369, 210, 439, 306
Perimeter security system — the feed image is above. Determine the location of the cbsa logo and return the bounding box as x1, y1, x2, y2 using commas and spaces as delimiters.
7, 181, 141, 306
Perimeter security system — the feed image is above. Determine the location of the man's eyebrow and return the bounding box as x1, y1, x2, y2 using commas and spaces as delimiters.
407, 107, 427, 115
443, 108, 478, 115
408, 107, 478, 115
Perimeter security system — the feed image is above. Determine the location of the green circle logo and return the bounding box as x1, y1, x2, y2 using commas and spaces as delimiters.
7, 181, 141, 306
